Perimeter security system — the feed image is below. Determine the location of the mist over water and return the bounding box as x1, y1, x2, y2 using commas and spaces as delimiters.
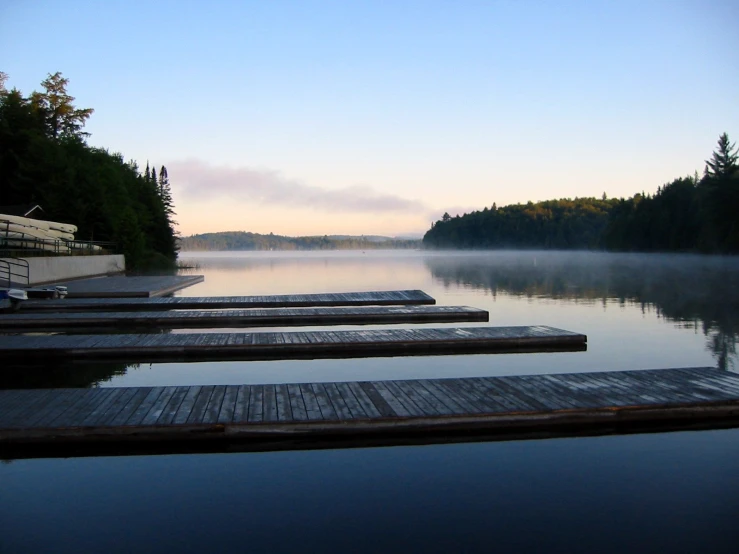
4, 250, 736, 389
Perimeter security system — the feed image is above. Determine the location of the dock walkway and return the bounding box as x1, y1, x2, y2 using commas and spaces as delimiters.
52, 275, 205, 298
21, 289, 436, 311
2, 367, 738, 456
0, 326, 585, 362
0, 305, 488, 332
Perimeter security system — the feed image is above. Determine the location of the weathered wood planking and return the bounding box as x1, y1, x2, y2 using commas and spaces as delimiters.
21, 289, 436, 311
0, 305, 488, 331
0, 326, 585, 362
50, 275, 205, 298
1, 367, 739, 457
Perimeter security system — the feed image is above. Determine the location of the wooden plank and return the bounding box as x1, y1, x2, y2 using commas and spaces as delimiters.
125, 388, 165, 426
138, 387, 179, 426
246, 385, 264, 423
172, 387, 202, 425
78, 388, 127, 426
218, 385, 242, 423
185, 385, 215, 424
393, 380, 449, 416
202, 386, 227, 424
381, 380, 425, 416
308, 383, 339, 421
0, 325, 586, 363
467, 378, 528, 413
514, 375, 582, 409
3, 367, 737, 457
358, 382, 396, 418
298, 384, 324, 421
334, 382, 367, 419
21, 289, 436, 312
50, 275, 204, 299
551, 373, 631, 407
417, 379, 476, 414
24, 389, 87, 427
93, 388, 142, 426
53, 389, 114, 428
494, 375, 571, 411
347, 382, 382, 418
450, 378, 514, 413
0, 389, 57, 427
262, 385, 278, 422
275, 384, 293, 421
287, 384, 309, 421
371, 381, 413, 417
155, 386, 191, 425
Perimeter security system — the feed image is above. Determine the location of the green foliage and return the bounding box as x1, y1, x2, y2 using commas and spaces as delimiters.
30, 72, 94, 139
425, 197, 618, 249
180, 232, 420, 251
704, 133, 738, 180
0, 71, 177, 268
424, 133, 739, 254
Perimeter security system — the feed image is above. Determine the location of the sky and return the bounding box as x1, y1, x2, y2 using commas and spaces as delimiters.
1, 0, 738, 237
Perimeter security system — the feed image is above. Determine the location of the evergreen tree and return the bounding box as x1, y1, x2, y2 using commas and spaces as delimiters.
704, 133, 738, 179
0, 71, 177, 267
30, 72, 94, 139
158, 165, 175, 221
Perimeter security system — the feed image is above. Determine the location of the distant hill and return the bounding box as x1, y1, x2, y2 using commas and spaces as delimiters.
179, 231, 421, 251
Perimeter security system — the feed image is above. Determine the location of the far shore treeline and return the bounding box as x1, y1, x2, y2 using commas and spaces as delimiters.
0, 72, 177, 268
180, 232, 420, 251
424, 133, 739, 254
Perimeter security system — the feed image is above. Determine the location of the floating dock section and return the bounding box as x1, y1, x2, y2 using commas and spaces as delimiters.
0, 326, 586, 362
0, 305, 488, 332
21, 289, 436, 311
1, 367, 739, 458
53, 275, 205, 298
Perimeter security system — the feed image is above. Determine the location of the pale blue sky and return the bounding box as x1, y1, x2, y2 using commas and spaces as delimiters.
2, 0, 737, 236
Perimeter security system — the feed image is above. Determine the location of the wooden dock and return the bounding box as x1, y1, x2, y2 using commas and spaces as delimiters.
0, 326, 585, 362
0, 305, 488, 332
21, 289, 436, 311
52, 275, 205, 298
1, 367, 739, 458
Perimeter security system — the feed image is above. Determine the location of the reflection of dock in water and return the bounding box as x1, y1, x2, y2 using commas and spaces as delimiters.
2, 367, 738, 459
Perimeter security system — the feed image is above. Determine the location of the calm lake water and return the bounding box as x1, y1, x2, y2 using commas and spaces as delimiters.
2, 250, 739, 552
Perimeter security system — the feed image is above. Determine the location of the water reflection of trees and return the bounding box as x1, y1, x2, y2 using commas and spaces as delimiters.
425, 252, 739, 370
0, 362, 137, 389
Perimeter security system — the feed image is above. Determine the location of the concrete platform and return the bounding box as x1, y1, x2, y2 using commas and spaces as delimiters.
51, 275, 205, 298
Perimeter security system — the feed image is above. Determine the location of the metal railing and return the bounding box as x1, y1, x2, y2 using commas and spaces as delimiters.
0, 235, 116, 257
0, 257, 29, 288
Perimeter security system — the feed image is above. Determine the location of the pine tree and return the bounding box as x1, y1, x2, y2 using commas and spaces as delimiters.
30, 72, 94, 139
704, 133, 738, 180
158, 165, 175, 221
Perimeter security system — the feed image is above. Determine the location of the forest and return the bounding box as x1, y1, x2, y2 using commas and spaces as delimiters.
180, 231, 420, 251
423, 133, 739, 254
0, 72, 177, 268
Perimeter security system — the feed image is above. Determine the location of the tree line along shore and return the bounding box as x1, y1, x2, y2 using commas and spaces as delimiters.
179, 232, 420, 251
3, 72, 736, 258
0, 72, 177, 268
423, 133, 739, 254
